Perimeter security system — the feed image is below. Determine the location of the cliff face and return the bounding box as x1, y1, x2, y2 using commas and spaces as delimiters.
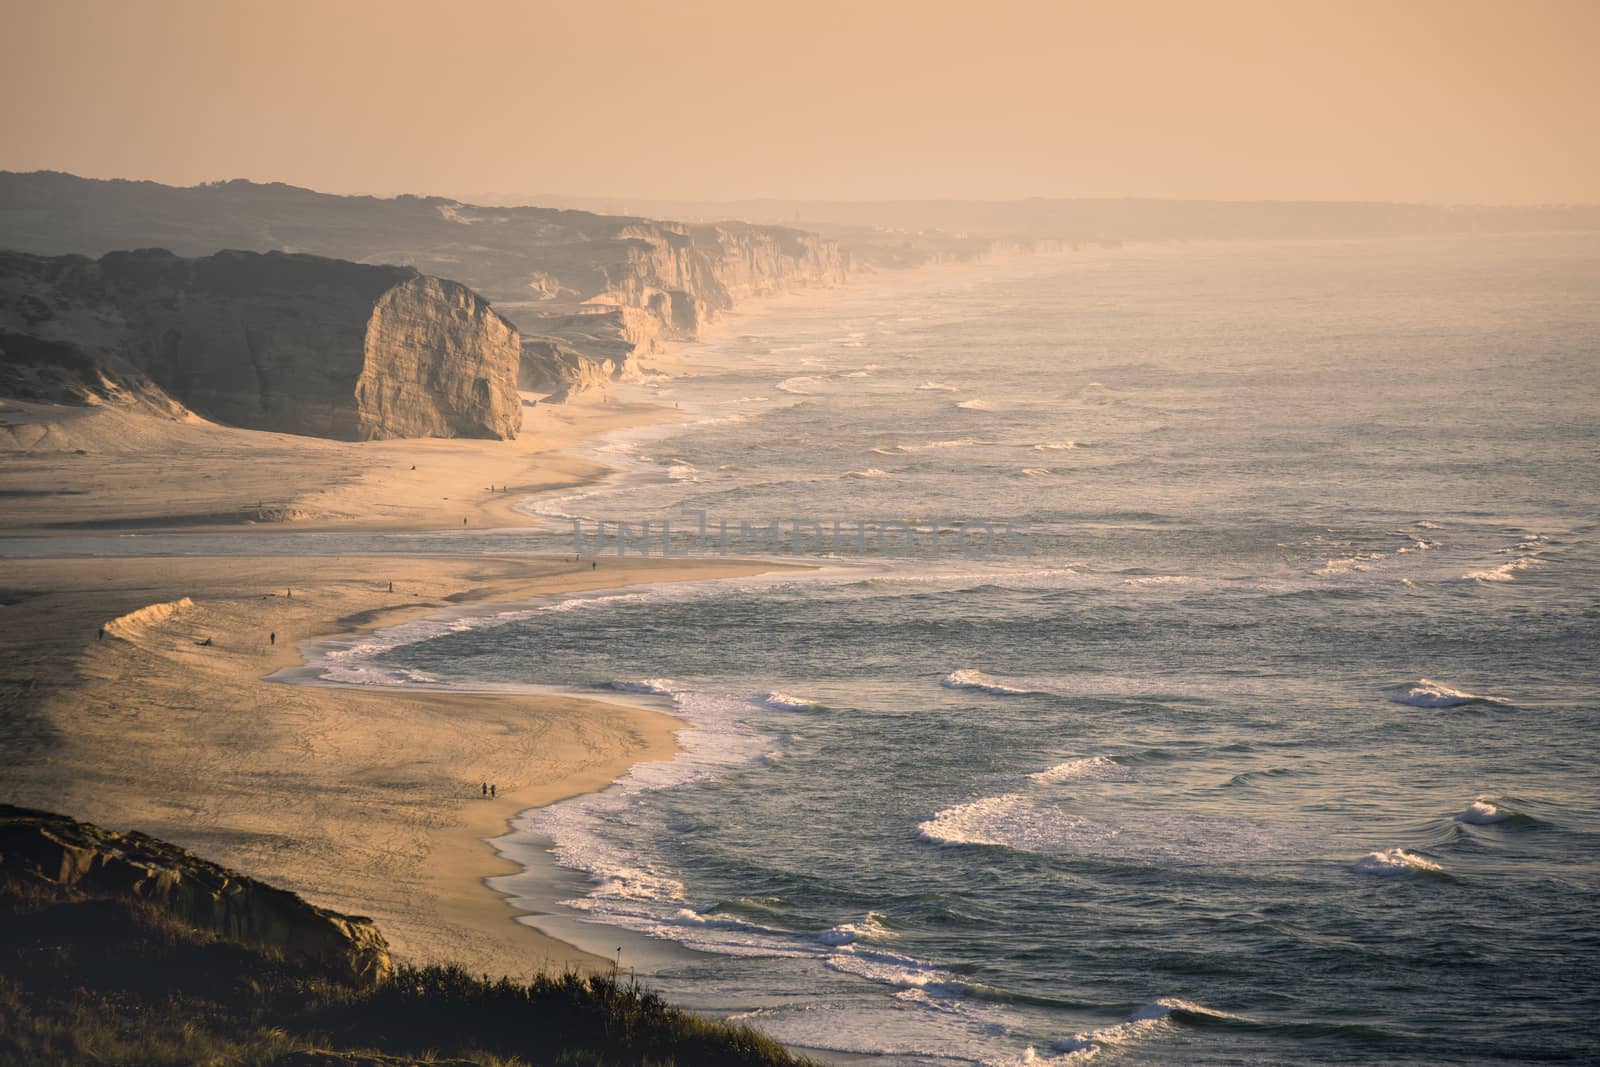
357, 275, 522, 439
0, 172, 850, 400
0, 805, 392, 985
0, 247, 522, 440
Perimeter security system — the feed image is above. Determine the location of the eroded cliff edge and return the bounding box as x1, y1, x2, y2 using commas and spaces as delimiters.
0, 172, 851, 399
0, 804, 392, 986
0, 247, 522, 440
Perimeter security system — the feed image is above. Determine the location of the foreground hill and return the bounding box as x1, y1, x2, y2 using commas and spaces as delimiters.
0, 248, 522, 440
0, 805, 809, 1067
0, 172, 849, 397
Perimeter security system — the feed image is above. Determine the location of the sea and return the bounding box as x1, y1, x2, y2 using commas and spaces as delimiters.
16, 234, 1600, 1064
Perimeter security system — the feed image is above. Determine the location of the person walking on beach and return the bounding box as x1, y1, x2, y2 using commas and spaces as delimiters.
490, 784, 496, 799
269, 631, 276, 646
481, 782, 488, 798
97, 626, 104, 641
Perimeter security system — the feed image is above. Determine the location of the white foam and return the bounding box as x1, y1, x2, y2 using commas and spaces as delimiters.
896, 437, 984, 452
777, 375, 826, 394
1351, 848, 1443, 876
760, 690, 823, 712
1387, 679, 1507, 708
1465, 557, 1544, 582
1456, 799, 1510, 825
915, 380, 957, 391
844, 468, 891, 479
918, 794, 1118, 851
607, 678, 680, 696
817, 911, 897, 946
1029, 756, 1134, 783
1033, 441, 1081, 451
1044, 999, 1240, 1063
1022, 467, 1052, 477
957, 398, 995, 411
823, 943, 963, 992
941, 669, 1034, 696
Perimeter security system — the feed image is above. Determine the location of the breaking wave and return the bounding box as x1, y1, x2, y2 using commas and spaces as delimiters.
1029, 756, 1134, 783
1350, 848, 1444, 876
941, 669, 1036, 696
1386, 679, 1507, 708
760, 691, 824, 712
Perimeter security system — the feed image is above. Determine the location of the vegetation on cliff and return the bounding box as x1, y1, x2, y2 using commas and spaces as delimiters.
0, 806, 810, 1067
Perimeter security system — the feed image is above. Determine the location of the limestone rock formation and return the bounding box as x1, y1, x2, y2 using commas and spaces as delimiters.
0, 247, 522, 440
0, 805, 392, 985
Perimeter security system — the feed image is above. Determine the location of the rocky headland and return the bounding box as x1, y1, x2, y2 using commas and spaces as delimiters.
0, 247, 522, 440
0, 172, 852, 401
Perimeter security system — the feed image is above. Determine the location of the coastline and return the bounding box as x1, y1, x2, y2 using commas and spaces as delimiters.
0, 253, 1011, 993
0, 332, 823, 979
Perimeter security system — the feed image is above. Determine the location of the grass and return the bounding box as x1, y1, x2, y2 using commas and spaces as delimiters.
0, 880, 812, 1066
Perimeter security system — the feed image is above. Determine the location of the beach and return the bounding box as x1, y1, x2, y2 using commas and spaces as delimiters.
0, 386, 791, 980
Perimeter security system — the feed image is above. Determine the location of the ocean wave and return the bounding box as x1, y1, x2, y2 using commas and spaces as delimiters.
1033, 441, 1081, 451
885, 437, 985, 453
1386, 679, 1507, 708
844, 468, 891, 479
917, 794, 1118, 851
817, 911, 897, 947
1455, 799, 1511, 825
1029, 756, 1134, 784
607, 678, 680, 696
822, 943, 964, 992
777, 375, 827, 394
957, 398, 995, 411
1044, 999, 1240, 1063
1350, 848, 1443, 876
1464, 557, 1544, 582
760, 690, 824, 712
915, 381, 957, 391
941, 669, 1035, 696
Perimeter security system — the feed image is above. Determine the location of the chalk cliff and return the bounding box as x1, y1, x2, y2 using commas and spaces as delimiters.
0, 172, 850, 399
0, 247, 522, 440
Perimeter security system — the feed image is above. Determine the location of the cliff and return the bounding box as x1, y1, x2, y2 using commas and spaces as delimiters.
0, 806, 810, 1066
0, 804, 391, 985
0, 247, 522, 440
0, 172, 850, 399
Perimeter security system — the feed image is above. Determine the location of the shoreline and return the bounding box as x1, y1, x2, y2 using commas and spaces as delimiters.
0, 351, 813, 980
0, 260, 892, 983
0, 550, 807, 978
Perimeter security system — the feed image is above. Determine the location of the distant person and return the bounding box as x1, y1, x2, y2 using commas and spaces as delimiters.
481, 782, 488, 798
463, 517, 468, 526
387, 581, 394, 593
286, 588, 292, 599
269, 631, 276, 646
97, 626, 104, 641
196, 637, 212, 647
592, 560, 598, 569
490, 784, 496, 799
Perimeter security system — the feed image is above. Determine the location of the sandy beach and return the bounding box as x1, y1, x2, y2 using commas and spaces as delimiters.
0, 391, 794, 979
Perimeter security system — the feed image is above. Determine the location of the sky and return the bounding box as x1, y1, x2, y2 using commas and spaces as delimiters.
2, 0, 1597, 205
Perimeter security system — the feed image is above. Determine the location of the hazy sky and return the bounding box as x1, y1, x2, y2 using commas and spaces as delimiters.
3, 0, 1596, 205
